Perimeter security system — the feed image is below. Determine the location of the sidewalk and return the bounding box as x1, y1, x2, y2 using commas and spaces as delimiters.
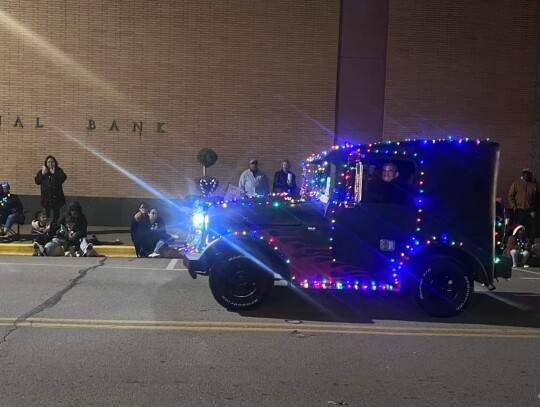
0, 225, 136, 257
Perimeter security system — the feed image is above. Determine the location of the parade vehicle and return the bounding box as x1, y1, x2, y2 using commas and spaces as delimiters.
183, 138, 511, 317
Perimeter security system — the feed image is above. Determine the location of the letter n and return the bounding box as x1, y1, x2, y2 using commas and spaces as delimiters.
132, 121, 143, 135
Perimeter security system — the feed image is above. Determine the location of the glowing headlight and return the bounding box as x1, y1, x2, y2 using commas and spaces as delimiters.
192, 213, 209, 230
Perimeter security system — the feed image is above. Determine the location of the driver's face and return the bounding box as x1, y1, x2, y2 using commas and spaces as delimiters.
382, 165, 398, 182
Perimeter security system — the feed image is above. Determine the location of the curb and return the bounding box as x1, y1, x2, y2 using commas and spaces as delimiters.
0, 243, 136, 258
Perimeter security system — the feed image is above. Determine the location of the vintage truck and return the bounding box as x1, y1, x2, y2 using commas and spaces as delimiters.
183, 138, 511, 317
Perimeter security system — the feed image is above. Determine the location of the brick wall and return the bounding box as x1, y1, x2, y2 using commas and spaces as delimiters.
0, 0, 339, 200
384, 0, 539, 198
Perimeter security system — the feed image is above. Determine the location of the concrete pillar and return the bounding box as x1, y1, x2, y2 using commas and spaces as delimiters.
335, 0, 389, 145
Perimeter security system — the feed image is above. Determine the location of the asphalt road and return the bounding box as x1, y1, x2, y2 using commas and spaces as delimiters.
0, 257, 539, 407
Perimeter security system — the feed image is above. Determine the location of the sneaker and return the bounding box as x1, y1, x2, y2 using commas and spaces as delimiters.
64, 251, 72, 257
512, 264, 518, 268
523, 264, 530, 268
83, 243, 94, 257
33, 242, 45, 256
75, 251, 82, 257
148, 252, 161, 258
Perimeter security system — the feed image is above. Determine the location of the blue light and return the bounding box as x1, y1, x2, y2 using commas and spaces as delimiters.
192, 213, 205, 229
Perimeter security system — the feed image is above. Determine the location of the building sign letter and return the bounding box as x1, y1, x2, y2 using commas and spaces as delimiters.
133, 121, 143, 135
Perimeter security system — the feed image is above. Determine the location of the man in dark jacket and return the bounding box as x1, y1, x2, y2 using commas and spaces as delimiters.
366, 162, 410, 205
508, 168, 539, 239
0, 181, 25, 236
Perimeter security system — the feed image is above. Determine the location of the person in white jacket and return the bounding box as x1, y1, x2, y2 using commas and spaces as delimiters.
238, 159, 269, 196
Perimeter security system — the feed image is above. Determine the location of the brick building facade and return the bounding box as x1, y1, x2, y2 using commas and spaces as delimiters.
0, 0, 537, 224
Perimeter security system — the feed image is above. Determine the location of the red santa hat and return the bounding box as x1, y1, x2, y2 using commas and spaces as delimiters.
512, 225, 525, 236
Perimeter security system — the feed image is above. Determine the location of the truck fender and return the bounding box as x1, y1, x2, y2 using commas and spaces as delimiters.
403, 245, 489, 288
199, 235, 291, 282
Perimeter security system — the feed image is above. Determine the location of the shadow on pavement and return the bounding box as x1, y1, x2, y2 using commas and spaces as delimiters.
238, 285, 540, 328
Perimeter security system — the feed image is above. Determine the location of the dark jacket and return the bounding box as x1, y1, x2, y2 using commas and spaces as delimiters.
35, 168, 67, 208
272, 170, 298, 194
0, 192, 24, 215
131, 214, 154, 255
57, 212, 88, 241
366, 178, 410, 205
149, 216, 171, 243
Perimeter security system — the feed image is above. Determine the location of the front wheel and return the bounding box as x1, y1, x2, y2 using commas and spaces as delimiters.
209, 251, 274, 311
414, 257, 474, 317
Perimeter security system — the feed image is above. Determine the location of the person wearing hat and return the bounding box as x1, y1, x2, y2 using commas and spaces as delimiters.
503, 224, 533, 268
238, 159, 269, 196
0, 181, 25, 236
508, 168, 539, 240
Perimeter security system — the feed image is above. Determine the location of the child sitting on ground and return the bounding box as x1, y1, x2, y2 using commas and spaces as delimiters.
503, 224, 533, 268
31, 209, 52, 256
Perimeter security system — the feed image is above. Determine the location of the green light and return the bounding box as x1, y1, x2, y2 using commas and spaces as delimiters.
272, 202, 279, 207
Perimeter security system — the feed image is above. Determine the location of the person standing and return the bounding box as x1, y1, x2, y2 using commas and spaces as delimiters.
34, 155, 67, 224
508, 168, 539, 240
272, 159, 298, 195
238, 159, 269, 196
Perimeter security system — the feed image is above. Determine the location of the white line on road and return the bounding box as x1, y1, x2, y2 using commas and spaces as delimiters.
520, 269, 540, 276
520, 277, 540, 280
166, 259, 178, 270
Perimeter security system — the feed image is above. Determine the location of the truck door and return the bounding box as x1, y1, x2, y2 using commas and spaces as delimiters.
332, 157, 418, 277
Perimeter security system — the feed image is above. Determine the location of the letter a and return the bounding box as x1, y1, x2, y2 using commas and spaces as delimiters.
110, 120, 120, 132
14, 116, 23, 128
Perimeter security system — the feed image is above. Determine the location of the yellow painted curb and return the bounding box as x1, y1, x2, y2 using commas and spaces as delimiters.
0, 243, 136, 258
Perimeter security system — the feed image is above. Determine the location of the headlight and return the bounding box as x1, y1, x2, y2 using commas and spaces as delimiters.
192, 213, 210, 230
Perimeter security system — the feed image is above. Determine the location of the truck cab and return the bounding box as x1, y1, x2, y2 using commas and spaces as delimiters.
183, 139, 511, 317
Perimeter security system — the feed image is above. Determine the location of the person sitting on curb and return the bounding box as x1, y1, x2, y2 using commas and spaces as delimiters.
0, 181, 25, 236
45, 202, 93, 256
131, 202, 154, 257
147, 208, 178, 258
503, 224, 533, 268
31, 209, 53, 256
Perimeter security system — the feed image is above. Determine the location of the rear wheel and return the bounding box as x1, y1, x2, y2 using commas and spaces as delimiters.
414, 256, 474, 317
209, 251, 274, 311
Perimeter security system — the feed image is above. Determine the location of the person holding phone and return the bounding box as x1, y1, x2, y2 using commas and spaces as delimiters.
272, 159, 298, 196
34, 155, 67, 224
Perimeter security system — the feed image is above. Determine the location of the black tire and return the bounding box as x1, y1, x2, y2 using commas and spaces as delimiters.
415, 256, 474, 317
209, 251, 274, 311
